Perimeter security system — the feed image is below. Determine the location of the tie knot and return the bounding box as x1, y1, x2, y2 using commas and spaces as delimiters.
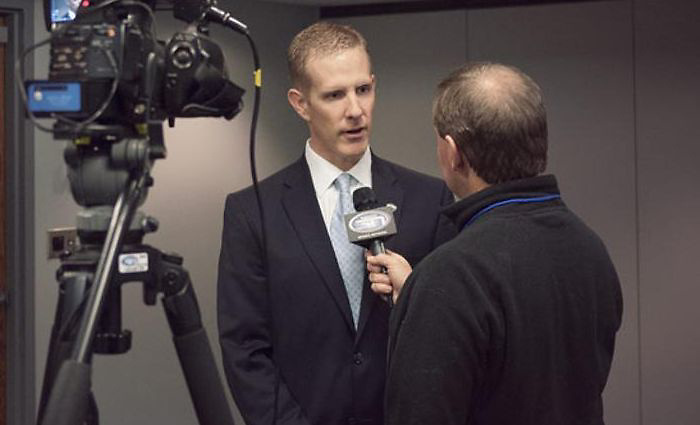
334, 173, 354, 193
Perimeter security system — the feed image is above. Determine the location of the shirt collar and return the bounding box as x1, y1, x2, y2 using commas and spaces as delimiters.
305, 140, 372, 195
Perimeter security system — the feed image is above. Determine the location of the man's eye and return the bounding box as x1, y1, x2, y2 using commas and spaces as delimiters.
357, 85, 372, 95
325, 91, 343, 100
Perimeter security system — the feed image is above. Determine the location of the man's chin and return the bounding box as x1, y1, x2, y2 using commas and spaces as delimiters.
341, 138, 369, 155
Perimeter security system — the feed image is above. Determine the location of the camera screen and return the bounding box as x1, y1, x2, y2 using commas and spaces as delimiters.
50, 0, 83, 24
26, 82, 82, 114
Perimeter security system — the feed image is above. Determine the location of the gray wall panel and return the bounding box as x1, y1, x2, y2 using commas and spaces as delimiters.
635, 1, 700, 424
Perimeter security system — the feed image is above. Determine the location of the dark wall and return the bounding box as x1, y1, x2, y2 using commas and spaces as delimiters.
634, 1, 700, 423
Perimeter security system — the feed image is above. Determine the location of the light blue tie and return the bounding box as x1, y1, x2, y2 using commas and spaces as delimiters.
330, 173, 364, 328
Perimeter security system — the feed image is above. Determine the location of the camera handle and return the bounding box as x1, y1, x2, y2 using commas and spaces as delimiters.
37, 137, 235, 425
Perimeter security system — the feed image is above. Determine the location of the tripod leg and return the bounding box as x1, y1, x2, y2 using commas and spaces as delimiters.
37, 273, 90, 424
40, 174, 146, 425
160, 260, 236, 425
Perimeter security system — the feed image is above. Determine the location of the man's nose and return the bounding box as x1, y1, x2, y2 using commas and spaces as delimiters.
345, 94, 363, 119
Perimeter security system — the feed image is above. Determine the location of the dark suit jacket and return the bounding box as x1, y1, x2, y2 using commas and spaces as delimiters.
217, 154, 455, 425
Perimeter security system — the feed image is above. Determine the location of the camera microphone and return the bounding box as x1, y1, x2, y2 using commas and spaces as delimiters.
204, 5, 249, 35
173, 0, 249, 35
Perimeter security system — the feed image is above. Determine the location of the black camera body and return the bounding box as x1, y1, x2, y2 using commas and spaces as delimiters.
29, 0, 244, 137
45, 11, 152, 124
24, 0, 248, 207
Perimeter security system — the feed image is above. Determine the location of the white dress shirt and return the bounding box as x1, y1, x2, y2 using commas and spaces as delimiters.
304, 140, 373, 232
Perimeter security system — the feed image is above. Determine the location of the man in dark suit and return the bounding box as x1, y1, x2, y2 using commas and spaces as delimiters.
217, 22, 454, 425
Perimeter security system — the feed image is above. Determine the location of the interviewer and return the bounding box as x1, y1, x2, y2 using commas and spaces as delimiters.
367, 62, 622, 425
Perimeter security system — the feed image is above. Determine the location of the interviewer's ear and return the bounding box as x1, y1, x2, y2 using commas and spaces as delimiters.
287, 88, 310, 121
443, 135, 465, 171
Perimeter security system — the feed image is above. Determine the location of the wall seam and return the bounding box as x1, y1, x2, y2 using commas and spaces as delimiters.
464, 9, 470, 61
630, 0, 643, 424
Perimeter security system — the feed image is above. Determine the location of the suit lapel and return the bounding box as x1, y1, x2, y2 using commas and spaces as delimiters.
356, 155, 405, 340
281, 158, 356, 332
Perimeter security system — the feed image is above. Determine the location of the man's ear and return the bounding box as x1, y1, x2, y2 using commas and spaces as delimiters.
443, 135, 465, 171
287, 88, 310, 121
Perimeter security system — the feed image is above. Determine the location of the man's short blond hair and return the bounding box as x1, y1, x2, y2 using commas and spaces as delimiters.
287, 22, 370, 90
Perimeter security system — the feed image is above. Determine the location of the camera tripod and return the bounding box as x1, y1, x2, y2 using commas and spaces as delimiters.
36, 125, 236, 425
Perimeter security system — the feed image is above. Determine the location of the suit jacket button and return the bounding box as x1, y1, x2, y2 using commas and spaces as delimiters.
353, 352, 363, 365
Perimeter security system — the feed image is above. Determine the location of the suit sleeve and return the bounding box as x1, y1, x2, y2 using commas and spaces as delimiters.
385, 258, 490, 425
217, 194, 312, 425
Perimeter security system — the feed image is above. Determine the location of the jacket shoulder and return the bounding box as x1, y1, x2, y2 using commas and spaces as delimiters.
374, 156, 445, 189
224, 157, 305, 206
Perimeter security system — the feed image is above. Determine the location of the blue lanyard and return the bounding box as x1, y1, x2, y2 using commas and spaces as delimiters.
464, 194, 561, 228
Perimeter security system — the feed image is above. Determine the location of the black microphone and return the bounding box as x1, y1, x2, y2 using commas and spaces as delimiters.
204, 5, 249, 35
347, 187, 397, 305
173, 0, 249, 35
349, 187, 396, 255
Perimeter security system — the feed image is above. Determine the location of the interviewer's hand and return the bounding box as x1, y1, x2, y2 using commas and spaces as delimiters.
366, 251, 412, 303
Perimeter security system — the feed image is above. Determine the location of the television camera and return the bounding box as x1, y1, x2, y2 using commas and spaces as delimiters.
17, 1, 260, 424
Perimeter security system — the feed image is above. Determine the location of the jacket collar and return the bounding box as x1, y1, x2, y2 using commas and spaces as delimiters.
443, 174, 561, 229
